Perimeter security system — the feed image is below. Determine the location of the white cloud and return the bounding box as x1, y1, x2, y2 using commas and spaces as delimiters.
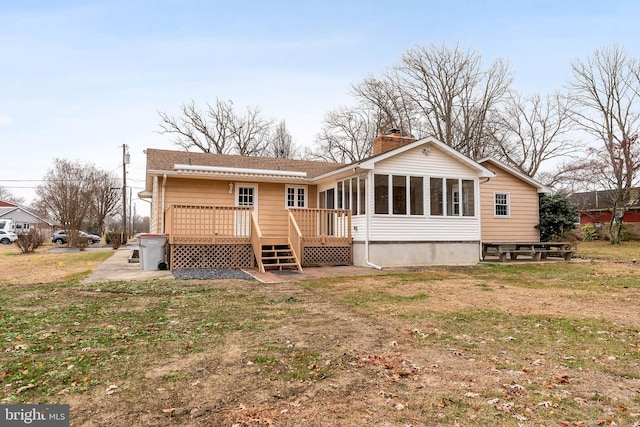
0, 114, 12, 127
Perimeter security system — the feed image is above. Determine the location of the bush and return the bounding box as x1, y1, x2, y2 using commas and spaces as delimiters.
76, 236, 90, 251
16, 230, 45, 253
537, 193, 579, 241
106, 232, 122, 249
581, 223, 599, 241
620, 226, 630, 242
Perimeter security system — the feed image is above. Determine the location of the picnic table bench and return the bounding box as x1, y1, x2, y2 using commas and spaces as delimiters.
482, 242, 575, 262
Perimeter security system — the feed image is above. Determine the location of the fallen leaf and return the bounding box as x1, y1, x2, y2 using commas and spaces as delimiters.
16, 383, 36, 393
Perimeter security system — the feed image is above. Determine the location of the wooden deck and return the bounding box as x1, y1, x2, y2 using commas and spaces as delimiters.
165, 204, 352, 270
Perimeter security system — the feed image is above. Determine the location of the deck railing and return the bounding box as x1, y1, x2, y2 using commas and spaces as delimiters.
250, 211, 264, 272
165, 205, 351, 247
289, 208, 351, 245
165, 204, 253, 244
288, 211, 303, 268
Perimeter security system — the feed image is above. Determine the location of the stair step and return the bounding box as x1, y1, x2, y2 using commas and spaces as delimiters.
263, 263, 299, 270
256, 240, 302, 273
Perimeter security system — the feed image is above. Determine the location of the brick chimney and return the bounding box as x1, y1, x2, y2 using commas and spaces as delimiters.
371, 129, 416, 155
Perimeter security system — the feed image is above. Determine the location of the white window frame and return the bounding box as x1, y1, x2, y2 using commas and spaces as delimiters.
428, 176, 478, 218
285, 185, 307, 209
373, 173, 427, 217
494, 192, 510, 218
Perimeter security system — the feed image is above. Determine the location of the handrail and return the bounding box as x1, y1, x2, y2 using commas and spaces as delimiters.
250, 211, 264, 272
287, 211, 303, 271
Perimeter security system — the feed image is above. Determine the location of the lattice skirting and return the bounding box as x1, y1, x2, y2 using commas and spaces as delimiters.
302, 245, 352, 266
170, 244, 253, 269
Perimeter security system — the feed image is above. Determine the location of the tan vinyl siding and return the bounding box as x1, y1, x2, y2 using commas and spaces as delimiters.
256, 182, 286, 236
480, 165, 540, 242
163, 178, 233, 205
159, 176, 317, 238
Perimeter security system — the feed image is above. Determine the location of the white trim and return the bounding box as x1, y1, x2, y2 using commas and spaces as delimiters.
235, 183, 258, 237
312, 136, 495, 183
494, 192, 510, 218
235, 183, 259, 215
285, 185, 308, 209
478, 158, 551, 193
174, 164, 307, 177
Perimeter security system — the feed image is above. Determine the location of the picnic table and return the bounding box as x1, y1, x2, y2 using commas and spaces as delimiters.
482, 242, 575, 262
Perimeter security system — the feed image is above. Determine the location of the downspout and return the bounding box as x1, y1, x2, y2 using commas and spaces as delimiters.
364, 170, 382, 270
161, 174, 167, 234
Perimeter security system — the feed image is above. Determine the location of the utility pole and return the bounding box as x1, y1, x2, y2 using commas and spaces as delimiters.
122, 144, 130, 244
129, 186, 133, 235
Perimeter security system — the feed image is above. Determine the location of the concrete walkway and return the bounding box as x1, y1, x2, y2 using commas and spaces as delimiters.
83, 247, 174, 283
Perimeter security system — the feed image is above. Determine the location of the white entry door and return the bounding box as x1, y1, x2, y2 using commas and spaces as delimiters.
235, 184, 257, 237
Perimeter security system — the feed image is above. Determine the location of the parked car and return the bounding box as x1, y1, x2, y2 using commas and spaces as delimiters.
51, 230, 101, 245
0, 230, 18, 245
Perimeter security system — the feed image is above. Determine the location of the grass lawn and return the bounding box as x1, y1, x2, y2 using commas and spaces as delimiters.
575, 240, 640, 260
0, 242, 639, 426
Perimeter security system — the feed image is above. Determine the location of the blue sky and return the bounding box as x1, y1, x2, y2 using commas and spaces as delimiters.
2, 0, 640, 216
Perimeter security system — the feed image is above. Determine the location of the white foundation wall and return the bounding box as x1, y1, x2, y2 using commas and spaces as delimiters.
353, 241, 480, 267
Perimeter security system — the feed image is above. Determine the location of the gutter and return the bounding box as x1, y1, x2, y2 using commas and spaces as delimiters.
161, 174, 167, 234
364, 170, 382, 270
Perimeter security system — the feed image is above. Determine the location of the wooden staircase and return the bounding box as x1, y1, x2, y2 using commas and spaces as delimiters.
259, 239, 302, 272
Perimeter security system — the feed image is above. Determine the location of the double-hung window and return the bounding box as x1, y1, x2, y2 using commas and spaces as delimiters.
286, 185, 306, 208
494, 193, 509, 217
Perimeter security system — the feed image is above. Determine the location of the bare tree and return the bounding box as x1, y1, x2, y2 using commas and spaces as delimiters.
158, 98, 273, 156
232, 106, 272, 156
88, 170, 121, 235
0, 186, 25, 205
395, 43, 513, 158
492, 91, 577, 177
568, 44, 640, 243
319, 43, 513, 162
307, 106, 378, 163
266, 120, 299, 158
351, 74, 422, 137
35, 159, 95, 244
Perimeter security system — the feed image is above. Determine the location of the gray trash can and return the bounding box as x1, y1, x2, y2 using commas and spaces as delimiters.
137, 234, 168, 271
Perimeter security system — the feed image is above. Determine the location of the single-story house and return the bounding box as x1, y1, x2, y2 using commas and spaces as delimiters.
477, 158, 550, 242
142, 131, 507, 271
0, 201, 56, 238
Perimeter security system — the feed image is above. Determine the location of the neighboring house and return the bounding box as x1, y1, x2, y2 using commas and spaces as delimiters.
477, 158, 550, 242
571, 188, 640, 224
0, 201, 56, 238
141, 132, 496, 271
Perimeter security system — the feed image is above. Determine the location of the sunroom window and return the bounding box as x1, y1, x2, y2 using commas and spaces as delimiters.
375, 174, 424, 216
431, 177, 476, 217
